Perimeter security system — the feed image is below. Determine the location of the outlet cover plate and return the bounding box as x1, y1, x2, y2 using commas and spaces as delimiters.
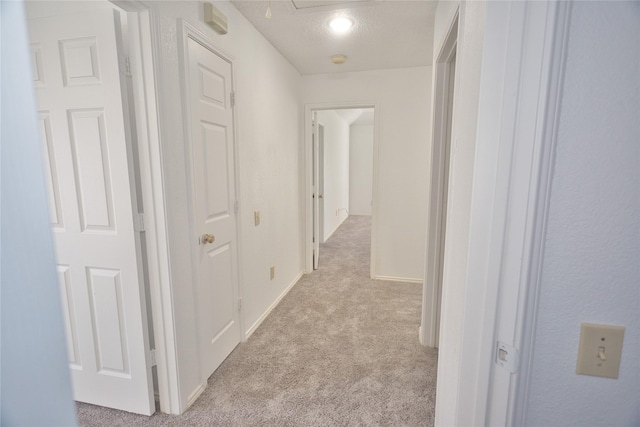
576, 323, 624, 379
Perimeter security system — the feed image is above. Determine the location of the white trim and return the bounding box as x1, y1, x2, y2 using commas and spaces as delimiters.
176, 18, 244, 392
303, 101, 380, 277
186, 382, 207, 408
245, 271, 304, 339
110, 1, 180, 415
453, 2, 571, 425
512, 2, 572, 423
420, 8, 458, 350
372, 275, 422, 284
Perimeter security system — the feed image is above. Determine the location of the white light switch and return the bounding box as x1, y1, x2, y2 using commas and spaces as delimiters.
576, 323, 625, 379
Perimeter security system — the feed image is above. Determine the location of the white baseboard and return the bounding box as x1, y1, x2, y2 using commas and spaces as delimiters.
418, 326, 424, 346
244, 270, 304, 339
185, 382, 206, 412
372, 275, 423, 284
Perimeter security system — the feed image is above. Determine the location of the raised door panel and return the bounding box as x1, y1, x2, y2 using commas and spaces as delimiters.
67, 109, 114, 232
39, 111, 64, 228
58, 265, 81, 368
86, 267, 130, 376
199, 64, 226, 109
201, 123, 230, 221
59, 36, 101, 87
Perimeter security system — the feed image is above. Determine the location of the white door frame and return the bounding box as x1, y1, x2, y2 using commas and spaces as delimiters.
303, 101, 379, 277
110, 1, 179, 415
443, 1, 572, 425
420, 11, 458, 349
176, 17, 245, 390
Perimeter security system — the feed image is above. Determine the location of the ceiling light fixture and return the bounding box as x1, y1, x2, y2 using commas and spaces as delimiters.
329, 17, 353, 33
331, 54, 347, 65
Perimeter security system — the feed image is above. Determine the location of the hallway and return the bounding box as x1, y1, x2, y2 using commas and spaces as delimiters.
77, 216, 437, 426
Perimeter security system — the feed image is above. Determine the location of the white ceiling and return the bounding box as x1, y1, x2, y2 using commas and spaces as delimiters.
230, 0, 437, 75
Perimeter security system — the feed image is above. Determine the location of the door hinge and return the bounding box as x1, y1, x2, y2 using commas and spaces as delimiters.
234, 200, 239, 214
134, 213, 145, 232
496, 341, 519, 373
120, 55, 132, 77
150, 349, 157, 367
238, 298, 242, 312
230, 91, 236, 107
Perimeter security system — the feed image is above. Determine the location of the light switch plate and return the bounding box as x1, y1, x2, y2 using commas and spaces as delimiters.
576, 323, 625, 379
254, 211, 260, 226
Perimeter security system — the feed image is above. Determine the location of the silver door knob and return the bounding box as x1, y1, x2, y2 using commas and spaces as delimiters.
201, 233, 215, 244
318, 194, 324, 199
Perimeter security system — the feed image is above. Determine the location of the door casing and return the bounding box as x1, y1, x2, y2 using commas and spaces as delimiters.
433, 2, 574, 425
420, 12, 458, 349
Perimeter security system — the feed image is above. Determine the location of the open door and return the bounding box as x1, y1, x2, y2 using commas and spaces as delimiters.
312, 113, 321, 269
28, 3, 155, 415
318, 124, 325, 244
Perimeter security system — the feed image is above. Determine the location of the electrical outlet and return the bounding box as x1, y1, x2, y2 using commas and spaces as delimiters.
270, 266, 275, 280
254, 211, 260, 226
576, 323, 625, 379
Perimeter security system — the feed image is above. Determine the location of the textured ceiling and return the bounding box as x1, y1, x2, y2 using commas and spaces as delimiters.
230, 0, 437, 75
290, 0, 370, 10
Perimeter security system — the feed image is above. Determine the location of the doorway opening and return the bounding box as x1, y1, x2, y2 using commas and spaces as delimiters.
306, 105, 377, 274
421, 14, 458, 348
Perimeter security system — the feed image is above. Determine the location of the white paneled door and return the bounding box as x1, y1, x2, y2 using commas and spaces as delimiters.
29, 6, 155, 415
312, 114, 320, 269
185, 35, 241, 380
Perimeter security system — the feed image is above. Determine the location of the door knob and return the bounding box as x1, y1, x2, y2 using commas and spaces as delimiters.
319, 194, 324, 199
201, 233, 215, 244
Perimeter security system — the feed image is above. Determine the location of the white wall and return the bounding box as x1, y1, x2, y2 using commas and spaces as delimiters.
524, 2, 639, 425
1, 1, 77, 424
316, 110, 350, 241
349, 124, 374, 215
302, 67, 432, 281
148, 1, 303, 410
430, 1, 486, 426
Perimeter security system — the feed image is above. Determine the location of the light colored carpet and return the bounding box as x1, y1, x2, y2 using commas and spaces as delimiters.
77, 215, 438, 426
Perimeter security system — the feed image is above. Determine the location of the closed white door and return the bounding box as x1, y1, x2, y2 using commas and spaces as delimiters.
29, 5, 155, 415
185, 36, 241, 379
